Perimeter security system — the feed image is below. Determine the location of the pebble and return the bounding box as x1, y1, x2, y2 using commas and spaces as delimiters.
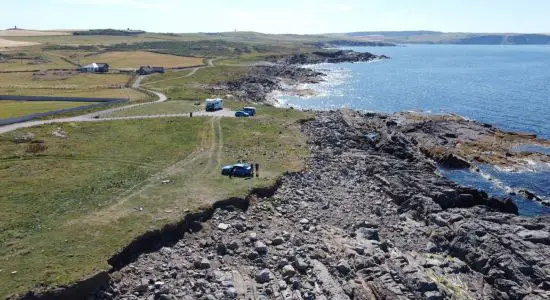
256, 269, 271, 283
218, 223, 230, 230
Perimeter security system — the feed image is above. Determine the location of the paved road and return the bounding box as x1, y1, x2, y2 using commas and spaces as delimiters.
0, 109, 236, 133
0, 60, 222, 134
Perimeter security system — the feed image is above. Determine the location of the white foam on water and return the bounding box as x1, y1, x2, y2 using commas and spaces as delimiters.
274, 64, 352, 106
476, 169, 516, 195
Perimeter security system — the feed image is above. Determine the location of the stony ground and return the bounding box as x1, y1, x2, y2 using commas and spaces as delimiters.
93, 111, 550, 300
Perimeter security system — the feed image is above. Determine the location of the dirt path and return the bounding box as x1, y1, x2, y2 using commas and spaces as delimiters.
0, 60, 220, 134
72, 114, 225, 225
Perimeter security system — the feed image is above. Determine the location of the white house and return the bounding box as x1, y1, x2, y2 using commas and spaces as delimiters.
79, 63, 109, 73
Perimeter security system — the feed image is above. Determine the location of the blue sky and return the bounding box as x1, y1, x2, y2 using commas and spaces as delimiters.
2, 0, 549, 34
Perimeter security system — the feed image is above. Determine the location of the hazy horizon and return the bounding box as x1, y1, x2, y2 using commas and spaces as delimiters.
2, 0, 550, 34
3, 28, 550, 35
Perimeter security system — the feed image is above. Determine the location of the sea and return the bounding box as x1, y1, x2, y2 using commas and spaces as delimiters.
277, 45, 550, 216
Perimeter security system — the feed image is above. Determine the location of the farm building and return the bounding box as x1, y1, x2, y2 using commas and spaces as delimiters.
79, 63, 109, 73
137, 66, 165, 75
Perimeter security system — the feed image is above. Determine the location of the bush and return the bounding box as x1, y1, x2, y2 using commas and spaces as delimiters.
26, 142, 47, 153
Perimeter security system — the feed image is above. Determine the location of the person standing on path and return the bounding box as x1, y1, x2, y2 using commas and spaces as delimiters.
255, 163, 259, 177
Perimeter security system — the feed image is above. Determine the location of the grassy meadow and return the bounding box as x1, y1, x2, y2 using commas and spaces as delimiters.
0, 105, 311, 297
0, 101, 93, 118
106, 100, 203, 117
142, 65, 249, 101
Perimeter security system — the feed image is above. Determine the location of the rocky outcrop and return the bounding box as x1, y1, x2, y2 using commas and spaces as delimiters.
223, 65, 325, 103
219, 50, 388, 104
398, 112, 550, 170
268, 50, 389, 65
87, 111, 550, 300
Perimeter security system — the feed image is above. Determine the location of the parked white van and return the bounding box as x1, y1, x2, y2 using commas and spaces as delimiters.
205, 98, 223, 112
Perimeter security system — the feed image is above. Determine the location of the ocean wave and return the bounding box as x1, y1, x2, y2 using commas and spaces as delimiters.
275, 65, 352, 105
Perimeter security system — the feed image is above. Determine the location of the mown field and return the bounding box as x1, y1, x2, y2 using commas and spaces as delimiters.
80, 51, 205, 69
0, 101, 93, 118
0, 105, 312, 297
0, 72, 152, 103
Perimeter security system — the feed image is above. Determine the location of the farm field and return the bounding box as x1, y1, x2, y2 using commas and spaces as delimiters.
0, 72, 152, 103
0, 72, 130, 89
80, 51, 204, 69
0, 38, 39, 48
0, 51, 75, 71
4, 34, 179, 46
0, 105, 311, 297
0, 101, 93, 118
0, 29, 72, 37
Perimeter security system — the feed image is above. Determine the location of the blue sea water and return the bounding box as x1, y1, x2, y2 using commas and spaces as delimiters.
278, 45, 550, 215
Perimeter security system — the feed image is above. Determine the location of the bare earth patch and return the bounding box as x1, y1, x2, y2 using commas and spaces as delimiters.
0, 38, 38, 48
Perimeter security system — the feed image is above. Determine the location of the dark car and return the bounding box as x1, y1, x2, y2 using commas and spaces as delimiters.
242, 107, 256, 116
235, 111, 250, 117
221, 163, 253, 177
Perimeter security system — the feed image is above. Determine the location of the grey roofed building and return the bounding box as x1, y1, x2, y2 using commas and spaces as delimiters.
137, 66, 165, 75
79, 62, 109, 73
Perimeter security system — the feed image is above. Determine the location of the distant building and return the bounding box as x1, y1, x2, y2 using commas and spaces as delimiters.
136, 66, 165, 75
79, 63, 109, 73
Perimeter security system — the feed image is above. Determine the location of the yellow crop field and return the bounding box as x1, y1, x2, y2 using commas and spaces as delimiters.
0, 72, 129, 89
0, 38, 39, 48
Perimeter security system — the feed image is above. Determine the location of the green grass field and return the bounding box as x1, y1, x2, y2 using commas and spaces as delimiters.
0, 105, 312, 297
142, 65, 249, 101
0, 101, 94, 118
0, 88, 151, 102
107, 100, 203, 117
143, 65, 248, 87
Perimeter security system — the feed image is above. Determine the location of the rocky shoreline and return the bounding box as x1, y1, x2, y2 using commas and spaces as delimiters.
221, 50, 388, 104
86, 110, 550, 300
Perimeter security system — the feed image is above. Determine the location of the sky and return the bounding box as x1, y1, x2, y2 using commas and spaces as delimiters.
1, 0, 550, 34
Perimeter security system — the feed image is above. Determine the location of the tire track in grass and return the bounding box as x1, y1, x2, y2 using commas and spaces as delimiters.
0, 155, 157, 168
67, 119, 218, 225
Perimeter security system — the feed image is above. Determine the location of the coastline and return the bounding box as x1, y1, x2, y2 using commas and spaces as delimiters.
14, 49, 550, 300
92, 110, 550, 300
260, 55, 550, 209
